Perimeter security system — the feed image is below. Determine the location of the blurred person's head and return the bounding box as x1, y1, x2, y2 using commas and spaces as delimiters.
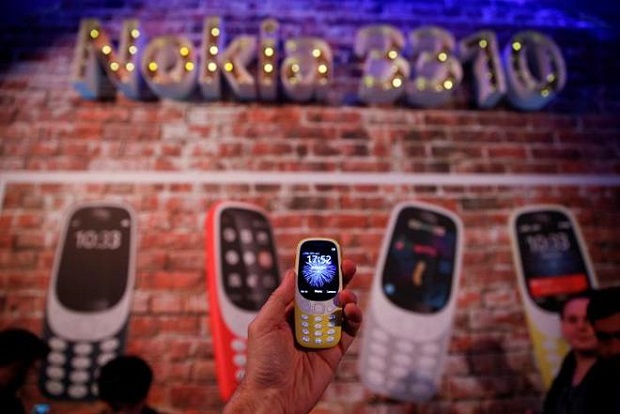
0, 328, 50, 395
97, 355, 153, 413
559, 292, 597, 354
587, 286, 620, 367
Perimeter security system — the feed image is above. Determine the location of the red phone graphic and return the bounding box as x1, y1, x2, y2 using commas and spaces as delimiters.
205, 201, 281, 401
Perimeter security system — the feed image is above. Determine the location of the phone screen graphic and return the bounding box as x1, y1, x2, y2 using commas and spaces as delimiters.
219, 207, 279, 311
515, 210, 592, 312
297, 239, 340, 301
382, 208, 457, 314
56, 207, 132, 312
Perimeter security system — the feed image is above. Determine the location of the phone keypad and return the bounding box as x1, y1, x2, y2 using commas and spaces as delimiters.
298, 311, 340, 345
361, 314, 442, 401
230, 337, 247, 383
41, 330, 123, 400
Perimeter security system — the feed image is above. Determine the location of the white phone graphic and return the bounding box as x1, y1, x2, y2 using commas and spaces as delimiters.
359, 201, 463, 402
205, 201, 281, 401
39, 201, 137, 400
509, 205, 597, 389
294, 238, 343, 349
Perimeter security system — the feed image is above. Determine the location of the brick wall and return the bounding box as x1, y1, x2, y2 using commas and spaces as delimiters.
1, 1, 619, 413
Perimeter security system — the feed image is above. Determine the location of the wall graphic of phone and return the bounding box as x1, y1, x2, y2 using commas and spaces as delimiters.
294, 238, 343, 349
509, 205, 597, 389
39, 201, 137, 400
359, 201, 463, 402
205, 201, 281, 401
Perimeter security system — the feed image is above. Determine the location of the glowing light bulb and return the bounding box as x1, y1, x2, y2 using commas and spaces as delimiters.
512, 41, 522, 51
180, 46, 190, 57
185, 62, 195, 71
207, 62, 217, 72
128, 45, 138, 55
110, 61, 119, 71
291, 64, 300, 73
209, 45, 219, 55
438, 52, 448, 62
264, 63, 274, 73
101, 45, 112, 55
478, 39, 488, 48
126, 62, 135, 71
264, 47, 274, 57
318, 64, 328, 74
211, 27, 220, 37
224, 62, 234, 72
90, 29, 100, 39
312, 48, 321, 58
443, 79, 454, 90
387, 50, 398, 60
392, 78, 402, 88
148, 62, 158, 72
130, 29, 140, 39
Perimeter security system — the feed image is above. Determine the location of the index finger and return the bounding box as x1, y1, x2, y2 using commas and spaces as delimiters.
342, 259, 356, 288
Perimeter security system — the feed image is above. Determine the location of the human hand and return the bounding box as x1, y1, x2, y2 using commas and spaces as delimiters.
223, 259, 363, 414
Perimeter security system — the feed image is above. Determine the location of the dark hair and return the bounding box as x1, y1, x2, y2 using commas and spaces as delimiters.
0, 328, 50, 367
558, 290, 593, 319
587, 286, 620, 323
97, 355, 153, 408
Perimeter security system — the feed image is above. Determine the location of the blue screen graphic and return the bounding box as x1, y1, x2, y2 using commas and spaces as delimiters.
297, 240, 340, 301
302, 257, 337, 287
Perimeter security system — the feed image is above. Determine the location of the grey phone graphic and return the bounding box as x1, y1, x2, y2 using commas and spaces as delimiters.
359, 201, 463, 402
39, 202, 137, 400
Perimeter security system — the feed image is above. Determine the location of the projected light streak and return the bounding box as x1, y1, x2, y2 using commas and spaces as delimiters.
303, 263, 336, 287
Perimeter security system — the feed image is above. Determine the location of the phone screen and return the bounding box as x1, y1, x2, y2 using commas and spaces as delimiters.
56, 206, 132, 312
297, 239, 340, 301
220, 208, 279, 311
515, 210, 591, 312
382, 207, 457, 314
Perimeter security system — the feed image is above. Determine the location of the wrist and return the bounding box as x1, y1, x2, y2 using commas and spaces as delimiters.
223, 382, 287, 414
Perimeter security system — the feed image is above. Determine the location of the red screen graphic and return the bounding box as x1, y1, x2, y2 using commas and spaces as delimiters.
528, 274, 588, 298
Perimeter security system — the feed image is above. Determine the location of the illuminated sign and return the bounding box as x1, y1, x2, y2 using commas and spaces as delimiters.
73, 18, 566, 111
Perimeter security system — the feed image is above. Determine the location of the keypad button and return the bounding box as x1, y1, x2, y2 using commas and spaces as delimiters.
314, 305, 325, 314
256, 231, 269, 244
327, 328, 336, 335
240, 229, 253, 244
247, 274, 259, 288
371, 329, 389, 342
46, 366, 65, 380
232, 339, 246, 352
263, 274, 276, 288
314, 316, 323, 323
411, 382, 433, 397
49, 337, 67, 351
369, 342, 388, 355
367, 371, 385, 385
233, 354, 247, 367
301, 321, 309, 327
229, 273, 242, 288
302, 329, 310, 335
368, 355, 387, 369
70, 370, 90, 384
391, 366, 409, 378
98, 353, 116, 366
243, 251, 256, 266
421, 343, 440, 355
223, 228, 236, 242
71, 357, 91, 370
46, 380, 64, 395
225, 250, 240, 265
48, 352, 66, 365
301, 314, 309, 320
314, 330, 323, 336
258, 251, 273, 268
419, 356, 436, 369
74, 342, 94, 355
395, 341, 414, 353
326, 336, 335, 342
314, 338, 323, 344
101, 338, 120, 352
393, 354, 412, 365
302, 336, 310, 342
314, 323, 323, 330
68, 384, 88, 398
